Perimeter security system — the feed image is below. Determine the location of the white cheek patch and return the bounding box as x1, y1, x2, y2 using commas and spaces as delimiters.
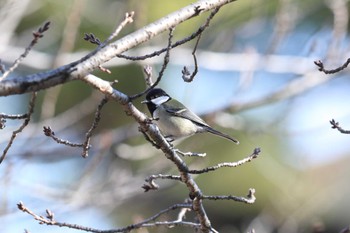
151, 96, 170, 105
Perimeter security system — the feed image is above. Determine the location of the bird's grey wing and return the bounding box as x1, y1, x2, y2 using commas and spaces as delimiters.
164, 104, 209, 127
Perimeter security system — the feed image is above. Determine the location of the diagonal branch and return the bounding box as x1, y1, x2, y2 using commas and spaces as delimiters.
79, 73, 213, 232
0, 21, 50, 80
0, 0, 237, 97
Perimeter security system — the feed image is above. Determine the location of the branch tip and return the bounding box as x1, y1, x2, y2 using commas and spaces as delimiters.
314, 58, 350, 74
43, 126, 55, 136
125, 11, 135, 22
252, 147, 261, 158
329, 118, 350, 134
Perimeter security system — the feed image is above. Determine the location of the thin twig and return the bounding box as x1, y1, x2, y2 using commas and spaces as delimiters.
0, 92, 37, 164
101, 12, 135, 46
117, 203, 194, 232
188, 148, 261, 174
18, 201, 199, 233
143, 174, 182, 192
42, 97, 108, 156
176, 199, 192, 221
17, 201, 106, 232
330, 119, 350, 134
0, 113, 28, 120
0, 22, 50, 80
201, 188, 256, 204
182, 34, 199, 82
0, 113, 28, 129
83, 12, 135, 74
117, 7, 221, 62
81, 96, 109, 158
182, 7, 221, 82
84, 12, 134, 47
43, 126, 85, 148
175, 149, 206, 157
129, 27, 175, 100
314, 58, 350, 74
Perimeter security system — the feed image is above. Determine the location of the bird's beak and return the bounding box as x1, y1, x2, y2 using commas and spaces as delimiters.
141, 100, 149, 104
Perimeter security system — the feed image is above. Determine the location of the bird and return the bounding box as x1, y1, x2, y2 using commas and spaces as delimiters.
142, 88, 239, 144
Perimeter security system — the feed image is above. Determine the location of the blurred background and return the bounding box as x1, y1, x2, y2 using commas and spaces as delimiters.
1, 0, 350, 232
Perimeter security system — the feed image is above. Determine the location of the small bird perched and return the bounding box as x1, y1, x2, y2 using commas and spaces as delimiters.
142, 88, 239, 144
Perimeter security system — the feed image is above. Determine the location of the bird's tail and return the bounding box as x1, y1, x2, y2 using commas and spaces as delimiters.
206, 127, 239, 144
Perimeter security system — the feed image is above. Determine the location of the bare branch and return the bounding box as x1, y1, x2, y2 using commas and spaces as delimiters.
97, 65, 111, 74
84, 12, 134, 47
1, 1, 259, 232
83, 12, 134, 75
143, 174, 182, 192
0, 22, 50, 80
129, 27, 175, 100
18, 201, 200, 233
181, 38, 199, 82
78, 73, 213, 232
81, 96, 109, 157
182, 7, 221, 82
175, 149, 207, 157
119, 203, 195, 231
101, 11, 135, 46
202, 188, 256, 204
0, 113, 28, 120
0, 92, 37, 163
118, 6, 221, 62
330, 119, 350, 134
42, 96, 108, 157
17, 201, 106, 232
43, 126, 85, 148
314, 58, 350, 74
0, 0, 237, 97
188, 148, 261, 174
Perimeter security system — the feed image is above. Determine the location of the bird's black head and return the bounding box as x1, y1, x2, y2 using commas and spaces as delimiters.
143, 88, 171, 115
145, 88, 169, 102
